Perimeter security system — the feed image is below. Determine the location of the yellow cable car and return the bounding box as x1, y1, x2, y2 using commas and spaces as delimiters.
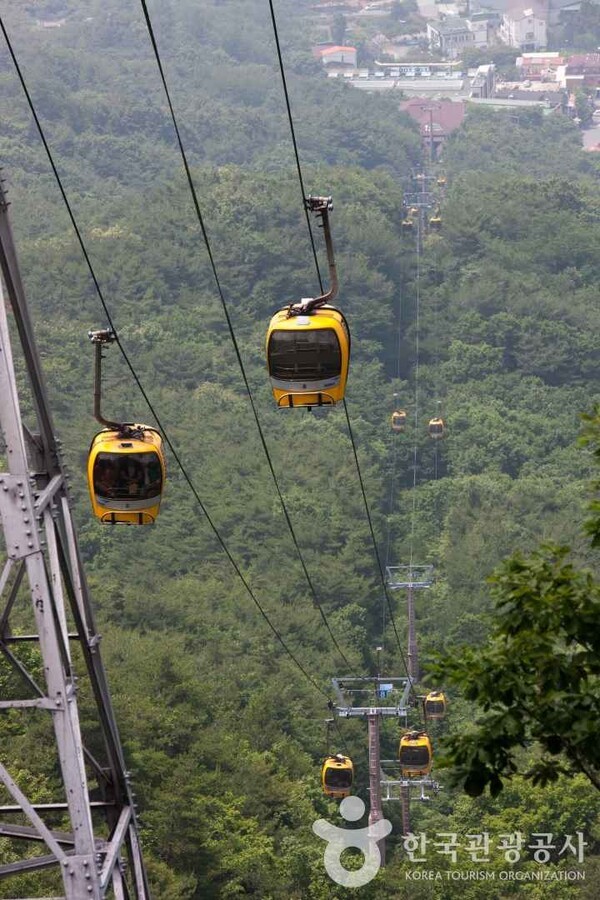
321, 753, 354, 798
399, 730, 433, 777
402, 215, 414, 230
266, 195, 349, 409
437, 175, 447, 187
428, 417, 445, 439
87, 329, 166, 525
87, 426, 166, 525
391, 409, 407, 432
266, 305, 350, 408
424, 691, 447, 720
429, 209, 442, 230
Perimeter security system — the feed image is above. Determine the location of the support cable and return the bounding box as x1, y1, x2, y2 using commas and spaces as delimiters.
267, 0, 324, 294
406, 199, 427, 728
0, 15, 333, 702
342, 400, 411, 681
382, 287, 405, 653
409, 214, 422, 570
265, 0, 411, 682
137, 0, 356, 673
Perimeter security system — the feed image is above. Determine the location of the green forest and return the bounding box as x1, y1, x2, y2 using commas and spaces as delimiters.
1, 0, 600, 897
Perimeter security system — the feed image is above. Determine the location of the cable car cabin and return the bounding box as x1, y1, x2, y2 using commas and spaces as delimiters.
429, 212, 442, 230
391, 409, 407, 432
321, 754, 354, 799
401, 217, 414, 231
88, 426, 166, 525
399, 731, 433, 777
437, 176, 447, 186
266, 306, 350, 409
428, 417, 445, 440
424, 691, 447, 720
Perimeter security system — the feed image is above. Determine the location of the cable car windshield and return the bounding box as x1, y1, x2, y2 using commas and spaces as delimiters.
324, 767, 353, 788
93, 452, 162, 501
400, 746, 430, 768
426, 701, 444, 715
269, 329, 341, 381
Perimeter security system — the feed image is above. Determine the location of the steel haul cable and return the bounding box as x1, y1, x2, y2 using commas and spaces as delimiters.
137, 0, 357, 674
266, 0, 412, 684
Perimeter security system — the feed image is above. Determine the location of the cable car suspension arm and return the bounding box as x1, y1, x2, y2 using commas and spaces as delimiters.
88, 329, 122, 431
290, 196, 338, 315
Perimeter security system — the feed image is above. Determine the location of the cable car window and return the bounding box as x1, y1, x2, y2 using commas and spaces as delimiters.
268, 329, 341, 381
93, 452, 163, 501
325, 768, 353, 788
400, 747, 430, 768
426, 701, 444, 715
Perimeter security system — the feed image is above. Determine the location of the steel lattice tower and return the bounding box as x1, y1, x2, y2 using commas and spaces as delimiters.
0, 175, 150, 898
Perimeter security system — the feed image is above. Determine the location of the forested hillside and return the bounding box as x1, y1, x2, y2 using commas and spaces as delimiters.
1, 1, 600, 897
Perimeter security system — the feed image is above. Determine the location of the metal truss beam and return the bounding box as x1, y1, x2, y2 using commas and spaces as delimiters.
0, 174, 150, 898
331, 675, 412, 720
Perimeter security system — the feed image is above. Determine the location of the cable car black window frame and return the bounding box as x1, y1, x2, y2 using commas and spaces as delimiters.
324, 767, 353, 788
400, 746, 430, 768
268, 328, 342, 381
93, 451, 163, 502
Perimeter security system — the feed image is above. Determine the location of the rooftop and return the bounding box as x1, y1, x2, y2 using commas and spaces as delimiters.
504, 1, 547, 19
519, 51, 562, 59
567, 53, 600, 68
316, 45, 358, 55
400, 98, 466, 133
429, 17, 471, 34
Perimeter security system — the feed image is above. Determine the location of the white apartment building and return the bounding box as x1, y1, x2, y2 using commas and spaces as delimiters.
499, 4, 547, 50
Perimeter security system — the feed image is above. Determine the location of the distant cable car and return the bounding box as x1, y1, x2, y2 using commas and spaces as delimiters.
401, 216, 414, 230
429, 209, 442, 230
424, 691, 447, 720
266, 196, 350, 409
391, 409, 407, 432
321, 753, 354, 798
437, 175, 447, 187
87, 330, 166, 524
428, 417, 445, 440
399, 730, 433, 777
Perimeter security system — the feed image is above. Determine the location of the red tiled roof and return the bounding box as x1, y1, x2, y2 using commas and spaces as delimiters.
568, 53, 600, 66
566, 53, 600, 75
400, 99, 466, 135
317, 45, 357, 55
520, 54, 564, 64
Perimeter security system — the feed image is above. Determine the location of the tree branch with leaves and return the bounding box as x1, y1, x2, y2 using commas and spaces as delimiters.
432, 410, 600, 796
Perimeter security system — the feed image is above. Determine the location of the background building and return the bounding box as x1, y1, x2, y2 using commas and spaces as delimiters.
499, 3, 547, 50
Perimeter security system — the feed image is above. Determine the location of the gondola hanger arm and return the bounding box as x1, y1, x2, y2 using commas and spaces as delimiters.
289, 195, 338, 316
88, 328, 122, 431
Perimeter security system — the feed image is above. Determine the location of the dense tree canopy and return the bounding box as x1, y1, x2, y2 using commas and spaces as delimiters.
0, 1, 600, 896
432, 415, 600, 795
